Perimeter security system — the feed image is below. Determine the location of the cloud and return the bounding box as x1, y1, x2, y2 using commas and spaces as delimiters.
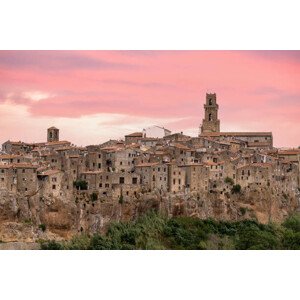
0, 51, 138, 71
0, 50, 300, 147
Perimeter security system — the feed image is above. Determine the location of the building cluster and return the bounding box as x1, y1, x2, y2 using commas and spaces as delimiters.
0, 94, 299, 204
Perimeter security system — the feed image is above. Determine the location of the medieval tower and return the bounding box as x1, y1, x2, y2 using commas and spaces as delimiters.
200, 93, 220, 134
47, 126, 59, 142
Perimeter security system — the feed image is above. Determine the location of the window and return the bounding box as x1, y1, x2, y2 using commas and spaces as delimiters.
209, 99, 212, 105
132, 177, 137, 184
120, 161, 123, 165
52, 185, 56, 190
99, 183, 102, 188
158, 167, 160, 172
152, 175, 155, 181
173, 179, 176, 184
119, 177, 125, 184
22, 169, 25, 173
98, 163, 101, 168
52, 177, 57, 182
105, 183, 109, 188
209, 113, 212, 121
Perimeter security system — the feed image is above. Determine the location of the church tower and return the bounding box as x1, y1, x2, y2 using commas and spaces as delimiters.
47, 126, 59, 142
200, 93, 220, 134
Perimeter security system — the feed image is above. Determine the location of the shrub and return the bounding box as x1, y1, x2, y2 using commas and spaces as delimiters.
90, 192, 98, 202
231, 184, 241, 194
38, 213, 298, 250
283, 214, 300, 232
239, 207, 247, 216
224, 177, 234, 185
73, 180, 88, 190
40, 240, 63, 250
39, 224, 46, 232
119, 194, 124, 204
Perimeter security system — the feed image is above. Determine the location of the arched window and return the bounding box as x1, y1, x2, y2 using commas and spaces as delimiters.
209, 99, 212, 105
209, 113, 212, 121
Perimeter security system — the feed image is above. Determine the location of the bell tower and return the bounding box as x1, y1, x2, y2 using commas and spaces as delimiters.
47, 126, 59, 142
200, 93, 220, 134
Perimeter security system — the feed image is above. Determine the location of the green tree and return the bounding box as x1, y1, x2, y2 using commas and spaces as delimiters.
231, 184, 241, 194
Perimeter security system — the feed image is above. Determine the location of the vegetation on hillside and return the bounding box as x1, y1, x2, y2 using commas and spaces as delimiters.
40, 212, 300, 250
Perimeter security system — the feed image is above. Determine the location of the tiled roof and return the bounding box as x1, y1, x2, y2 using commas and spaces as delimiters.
0, 164, 12, 169
201, 132, 272, 137
39, 169, 61, 176
278, 150, 300, 155
0, 154, 22, 159
45, 141, 71, 146
13, 163, 38, 169
135, 162, 159, 167
125, 132, 143, 137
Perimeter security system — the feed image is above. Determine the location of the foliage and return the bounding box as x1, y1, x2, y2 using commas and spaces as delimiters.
90, 192, 98, 202
224, 177, 234, 185
39, 213, 300, 250
282, 213, 300, 232
118, 194, 124, 204
73, 180, 88, 190
231, 184, 241, 194
39, 223, 46, 232
239, 207, 247, 216
40, 240, 63, 250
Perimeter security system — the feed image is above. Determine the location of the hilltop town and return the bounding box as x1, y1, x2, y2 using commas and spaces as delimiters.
0, 93, 299, 242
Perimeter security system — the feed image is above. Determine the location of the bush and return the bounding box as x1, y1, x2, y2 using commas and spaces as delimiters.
39, 224, 46, 232
90, 192, 98, 202
118, 194, 124, 204
231, 184, 241, 194
40, 240, 63, 250
224, 177, 234, 185
39, 213, 299, 250
239, 207, 247, 216
73, 180, 88, 190
283, 214, 300, 232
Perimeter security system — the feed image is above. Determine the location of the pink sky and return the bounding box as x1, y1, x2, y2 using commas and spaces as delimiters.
0, 50, 299, 147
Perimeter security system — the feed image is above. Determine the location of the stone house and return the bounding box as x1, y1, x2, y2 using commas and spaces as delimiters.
38, 169, 64, 198
14, 163, 38, 194
168, 163, 186, 193
183, 163, 209, 193
0, 165, 14, 191
125, 132, 144, 144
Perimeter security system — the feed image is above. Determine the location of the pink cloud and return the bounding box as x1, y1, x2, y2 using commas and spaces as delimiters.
0, 50, 299, 147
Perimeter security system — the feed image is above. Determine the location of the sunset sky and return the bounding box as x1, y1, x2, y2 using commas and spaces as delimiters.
0, 50, 299, 147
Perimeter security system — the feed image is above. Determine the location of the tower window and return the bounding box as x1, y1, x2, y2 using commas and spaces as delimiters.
209, 99, 212, 105
209, 113, 212, 121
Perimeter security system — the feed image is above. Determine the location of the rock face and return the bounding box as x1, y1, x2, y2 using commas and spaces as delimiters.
0, 188, 299, 243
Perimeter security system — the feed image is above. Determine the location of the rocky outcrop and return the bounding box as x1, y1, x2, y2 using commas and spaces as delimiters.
0, 187, 299, 243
